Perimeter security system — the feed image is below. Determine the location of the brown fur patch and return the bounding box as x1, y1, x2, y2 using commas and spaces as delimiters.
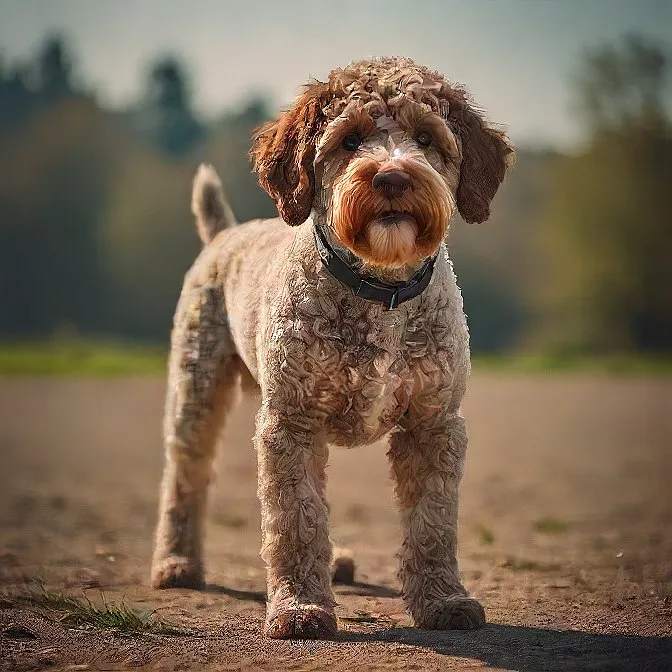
449, 101, 514, 224
250, 83, 331, 226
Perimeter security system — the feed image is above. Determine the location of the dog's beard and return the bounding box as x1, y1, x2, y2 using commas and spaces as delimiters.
364, 218, 419, 267
330, 156, 452, 267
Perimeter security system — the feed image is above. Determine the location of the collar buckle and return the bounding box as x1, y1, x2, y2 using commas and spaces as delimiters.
388, 290, 399, 310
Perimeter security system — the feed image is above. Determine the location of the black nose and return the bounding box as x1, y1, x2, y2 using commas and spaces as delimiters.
372, 170, 411, 196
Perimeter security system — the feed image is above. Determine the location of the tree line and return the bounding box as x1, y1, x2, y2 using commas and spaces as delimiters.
0, 34, 669, 354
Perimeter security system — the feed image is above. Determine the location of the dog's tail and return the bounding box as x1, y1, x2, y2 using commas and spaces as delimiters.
191, 164, 237, 244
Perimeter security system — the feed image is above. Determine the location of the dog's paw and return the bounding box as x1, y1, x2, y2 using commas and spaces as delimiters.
264, 604, 337, 640
413, 596, 486, 630
150, 556, 204, 590
331, 547, 355, 585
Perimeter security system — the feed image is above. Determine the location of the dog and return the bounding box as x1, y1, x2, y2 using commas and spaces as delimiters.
151, 56, 514, 639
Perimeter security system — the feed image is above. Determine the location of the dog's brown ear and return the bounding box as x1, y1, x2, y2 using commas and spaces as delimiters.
451, 103, 515, 224
250, 83, 329, 226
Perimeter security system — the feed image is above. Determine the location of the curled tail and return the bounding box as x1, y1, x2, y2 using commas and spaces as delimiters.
191, 164, 237, 244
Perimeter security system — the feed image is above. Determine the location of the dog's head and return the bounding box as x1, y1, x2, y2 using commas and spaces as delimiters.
251, 57, 514, 268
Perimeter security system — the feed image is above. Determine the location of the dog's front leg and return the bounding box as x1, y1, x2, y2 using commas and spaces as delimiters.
255, 404, 337, 639
388, 410, 485, 630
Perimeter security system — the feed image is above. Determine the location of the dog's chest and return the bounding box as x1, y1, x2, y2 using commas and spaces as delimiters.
296, 301, 442, 447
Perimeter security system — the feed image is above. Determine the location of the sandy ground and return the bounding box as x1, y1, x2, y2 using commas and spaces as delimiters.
0, 374, 671, 671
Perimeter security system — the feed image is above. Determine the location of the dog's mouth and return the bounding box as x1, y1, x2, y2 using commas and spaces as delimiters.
371, 210, 417, 228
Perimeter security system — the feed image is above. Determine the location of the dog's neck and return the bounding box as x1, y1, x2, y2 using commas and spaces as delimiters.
312, 222, 437, 311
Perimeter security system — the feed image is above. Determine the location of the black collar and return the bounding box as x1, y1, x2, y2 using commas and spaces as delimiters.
313, 226, 437, 310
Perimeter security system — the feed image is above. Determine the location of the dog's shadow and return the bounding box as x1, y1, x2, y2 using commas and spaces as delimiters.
203, 583, 671, 670
340, 623, 672, 672
204, 580, 398, 604
333, 580, 399, 598
204, 583, 266, 603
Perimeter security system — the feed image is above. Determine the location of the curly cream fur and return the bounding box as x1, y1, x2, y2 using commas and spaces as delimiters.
151, 56, 512, 639
191, 163, 237, 244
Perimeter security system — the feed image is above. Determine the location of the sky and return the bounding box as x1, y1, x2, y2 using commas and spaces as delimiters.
1, 0, 671, 149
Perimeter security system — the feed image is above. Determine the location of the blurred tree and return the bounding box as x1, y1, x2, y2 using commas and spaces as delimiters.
37, 35, 74, 102
535, 35, 672, 353
0, 35, 83, 134
575, 33, 669, 135
195, 97, 276, 222
453, 257, 525, 353
0, 36, 279, 343
99, 149, 199, 339
0, 98, 122, 337
137, 56, 205, 157
450, 149, 557, 354
0, 65, 32, 130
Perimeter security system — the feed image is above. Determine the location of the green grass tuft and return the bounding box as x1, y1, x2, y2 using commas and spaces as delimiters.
534, 517, 570, 534
8, 585, 185, 635
475, 524, 495, 545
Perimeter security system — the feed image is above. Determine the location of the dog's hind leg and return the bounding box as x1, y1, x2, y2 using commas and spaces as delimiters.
151, 279, 238, 590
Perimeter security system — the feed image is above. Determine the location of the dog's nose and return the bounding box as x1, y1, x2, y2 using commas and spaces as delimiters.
372, 170, 411, 196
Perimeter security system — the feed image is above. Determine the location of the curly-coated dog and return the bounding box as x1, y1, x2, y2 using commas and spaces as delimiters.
151, 56, 514, 639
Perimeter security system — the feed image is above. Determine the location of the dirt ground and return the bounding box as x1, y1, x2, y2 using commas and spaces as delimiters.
0, 375, 671, 671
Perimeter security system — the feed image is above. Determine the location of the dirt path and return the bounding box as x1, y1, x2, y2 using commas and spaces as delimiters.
1, 375, 671, 671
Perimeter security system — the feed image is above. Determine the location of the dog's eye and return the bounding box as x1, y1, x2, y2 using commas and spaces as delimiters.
416, 131, 433, 148
342, 133, 362, 152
